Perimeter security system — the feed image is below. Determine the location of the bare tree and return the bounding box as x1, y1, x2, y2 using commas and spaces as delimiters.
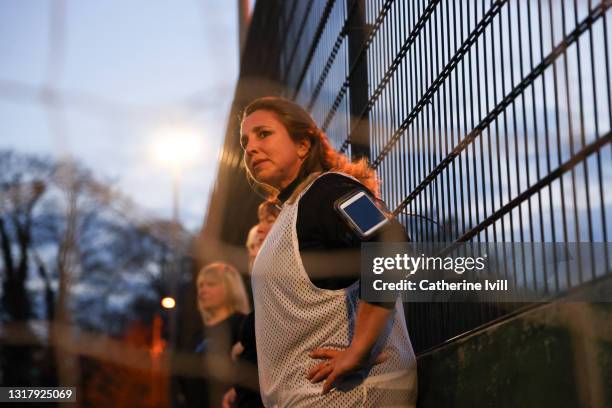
0, 151, 52, 321
0, 150, 194, 392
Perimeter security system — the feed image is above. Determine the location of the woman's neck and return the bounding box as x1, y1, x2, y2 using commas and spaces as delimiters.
278, 174, 303, 203
204, 306, 232, 326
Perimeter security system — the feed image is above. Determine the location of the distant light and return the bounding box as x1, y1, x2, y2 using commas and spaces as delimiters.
152, 126, 202, 172
161, 297, 176, 309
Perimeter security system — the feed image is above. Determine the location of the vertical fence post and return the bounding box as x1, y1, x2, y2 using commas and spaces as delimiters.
346, 0, 370, 160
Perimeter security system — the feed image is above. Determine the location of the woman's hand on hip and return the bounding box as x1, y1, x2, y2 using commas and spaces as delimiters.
306, 348, 387, 394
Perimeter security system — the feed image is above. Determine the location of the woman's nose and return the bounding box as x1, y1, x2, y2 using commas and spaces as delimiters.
245, 138, 259, 156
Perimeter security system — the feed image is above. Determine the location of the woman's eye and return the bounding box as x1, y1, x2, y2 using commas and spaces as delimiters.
258, 130, 271, 138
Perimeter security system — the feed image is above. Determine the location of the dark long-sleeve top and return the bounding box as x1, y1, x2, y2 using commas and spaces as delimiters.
177, 313, 245, 408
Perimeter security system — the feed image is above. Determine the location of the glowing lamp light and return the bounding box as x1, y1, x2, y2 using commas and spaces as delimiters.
161, 296, 176, 309
152, 126, 202, 172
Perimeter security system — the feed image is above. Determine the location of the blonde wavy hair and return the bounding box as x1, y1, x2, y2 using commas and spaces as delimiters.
241, 96, 380, 203
196, 262, 250, 325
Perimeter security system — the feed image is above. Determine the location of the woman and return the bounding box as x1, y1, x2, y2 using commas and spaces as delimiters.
224, 200, 279, 408
255, 201, 280, 248
196, 262, 250, 337
246, 201, 280, 274
179, 262, 250, 408
240, 96, 417, 407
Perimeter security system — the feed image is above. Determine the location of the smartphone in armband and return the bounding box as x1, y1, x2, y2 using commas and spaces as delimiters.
334, 191, 389, 239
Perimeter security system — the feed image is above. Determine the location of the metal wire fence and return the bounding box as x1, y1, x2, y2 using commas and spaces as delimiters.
272, 0, 612, 352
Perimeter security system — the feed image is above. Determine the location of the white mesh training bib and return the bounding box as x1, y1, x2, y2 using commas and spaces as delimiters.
252, 172, 417, 408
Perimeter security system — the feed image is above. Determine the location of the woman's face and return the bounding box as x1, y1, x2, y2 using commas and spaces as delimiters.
257, 211, 276, 242
241, 110, 309, 190
197, 275, 227, 311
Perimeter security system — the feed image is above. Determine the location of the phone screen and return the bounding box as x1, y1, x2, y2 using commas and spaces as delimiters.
342, 194, 387, 234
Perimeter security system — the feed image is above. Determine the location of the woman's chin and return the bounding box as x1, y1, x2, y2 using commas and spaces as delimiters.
254, 173, 279, 188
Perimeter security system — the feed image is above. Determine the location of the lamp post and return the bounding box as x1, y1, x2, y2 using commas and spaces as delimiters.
153, 129, 200, 222
152, 127, 201, 349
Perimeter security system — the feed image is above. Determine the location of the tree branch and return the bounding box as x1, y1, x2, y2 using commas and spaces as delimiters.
0, 217, 15, 280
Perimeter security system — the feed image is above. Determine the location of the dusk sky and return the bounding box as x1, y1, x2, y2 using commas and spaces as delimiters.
0, 1, 241, 231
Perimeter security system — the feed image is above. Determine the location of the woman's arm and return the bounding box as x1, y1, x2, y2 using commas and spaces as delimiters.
307, 301, 391, 394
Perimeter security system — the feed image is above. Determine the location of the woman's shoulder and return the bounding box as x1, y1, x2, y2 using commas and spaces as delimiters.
228, 312, 248, 330
316, 171, 362, 184
228, 311, 247, 325
306, 172, 369, 200
298, 172, 371, 216
298, 173, 371, 236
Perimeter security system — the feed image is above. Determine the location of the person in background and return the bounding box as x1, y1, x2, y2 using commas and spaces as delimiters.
246, 201, 280, 274
245, 225, 260, 272
240, 96, 417, 407
178, 262, 250, 408
223, 201, 279, 408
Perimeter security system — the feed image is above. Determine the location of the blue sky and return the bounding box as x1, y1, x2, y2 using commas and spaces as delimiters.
0, 0, 240, 231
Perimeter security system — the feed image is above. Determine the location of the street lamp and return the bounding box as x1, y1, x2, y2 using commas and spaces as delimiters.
151, 125, 202, 350
161, 296, 176, 309
152, 127, 201, 224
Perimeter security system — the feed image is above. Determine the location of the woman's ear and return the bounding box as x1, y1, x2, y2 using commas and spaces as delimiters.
297, 138, 311, 159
